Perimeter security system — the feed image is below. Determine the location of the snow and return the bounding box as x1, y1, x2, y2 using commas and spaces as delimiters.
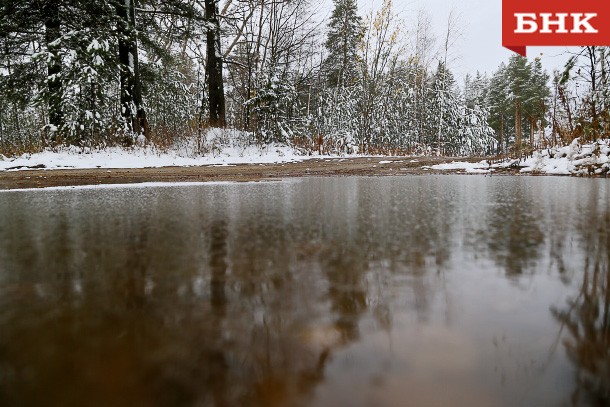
511, 138, 610, 175
87, 39, 100, 52
0, 145, 313, 171
424, 160, 490, 173
0, 181, 269, 193
518, 155, 574, 175
424, 139, 610, 176
3, 129, 610, 177
0, 128, 332, 171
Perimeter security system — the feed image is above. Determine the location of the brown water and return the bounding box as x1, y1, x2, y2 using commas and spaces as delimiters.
0, 176, 608, 406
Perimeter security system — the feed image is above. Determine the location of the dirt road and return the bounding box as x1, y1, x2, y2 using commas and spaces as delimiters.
0, 156, 515, 190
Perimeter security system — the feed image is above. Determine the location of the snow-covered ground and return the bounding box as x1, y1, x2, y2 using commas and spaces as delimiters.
0, 144, 314, 171
517, 138, 610, 175
2, 130, 609, 176
423, 160, 490, 174
425, 138, 610, 176
0, 129, 320, 171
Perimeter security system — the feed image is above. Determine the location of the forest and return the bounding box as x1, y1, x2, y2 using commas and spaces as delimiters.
0, 0, 609, 157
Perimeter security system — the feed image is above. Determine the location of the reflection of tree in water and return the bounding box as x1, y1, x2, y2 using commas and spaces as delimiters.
226, 208, 351, 406
323, 242, 368, 342
0, 178, 462, 406
349, 178, 454, 324
121, 215, 151, 310
202, 220, 229, 407
0, 187, 364, 406
210, 220, 227, 313
480, 182, 544, 276
551, 201, 610, 406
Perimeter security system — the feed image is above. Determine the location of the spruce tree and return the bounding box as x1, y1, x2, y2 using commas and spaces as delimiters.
323, 0, 364, 87
464, 72, 489, 110
427, 62, 460, 153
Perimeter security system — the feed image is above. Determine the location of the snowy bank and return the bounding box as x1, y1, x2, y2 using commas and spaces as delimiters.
0, 145, 314, 171
516, 138, 610, 175
0, 129, 319, 171
424, 139, 610, 176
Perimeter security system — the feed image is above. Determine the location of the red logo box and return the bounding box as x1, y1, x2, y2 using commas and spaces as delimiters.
502, 0, 610, 56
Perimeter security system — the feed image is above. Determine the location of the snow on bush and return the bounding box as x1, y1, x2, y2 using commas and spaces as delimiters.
518, 138, 610, 175
425, 139, 610, 176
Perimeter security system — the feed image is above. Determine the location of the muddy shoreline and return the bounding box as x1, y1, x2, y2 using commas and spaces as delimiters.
0, 156, 536, 190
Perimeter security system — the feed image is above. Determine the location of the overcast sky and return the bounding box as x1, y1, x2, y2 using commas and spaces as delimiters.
348, 0, 577, 81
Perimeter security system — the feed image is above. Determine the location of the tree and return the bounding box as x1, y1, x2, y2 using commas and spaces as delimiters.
428, 61, 460, 152
561, 46, 610, 141
358, 0, 405, 152
0, 0, 524, 157
435, 9, 461, 155
205, 0, 226, 127
487, 56, 550, 154
549, 70, 575, 145
115, 0, 148, 140
44, 0, 62, 132
323, 0, 364, 87
409, 9, 436, 148
487, 63, 509, 152
464, 72, 489, 110
237, 0, 320, 142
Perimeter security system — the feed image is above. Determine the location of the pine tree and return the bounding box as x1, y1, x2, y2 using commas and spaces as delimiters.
323, 0, 364, 87
114, 0, 148, 140
205, 0, 226, 127
487, 56, 550, 153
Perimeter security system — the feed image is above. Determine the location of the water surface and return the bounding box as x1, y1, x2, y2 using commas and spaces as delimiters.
0, 176, 608, 406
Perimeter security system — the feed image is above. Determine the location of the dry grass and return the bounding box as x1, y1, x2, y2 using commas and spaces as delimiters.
0, 139, 44, 158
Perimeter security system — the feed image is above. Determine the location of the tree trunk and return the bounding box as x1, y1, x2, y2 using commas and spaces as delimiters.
116, 0, 148, 141
540, 98, 546, 147
558, 85, 574, 139
499, 113, 504, 154
205, 0, 226, 127
515, 99, 522, 151
602, 48, 608, 113
45, 0, 62, 138
587, 47, 598, 141
529, 115, 535, 146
